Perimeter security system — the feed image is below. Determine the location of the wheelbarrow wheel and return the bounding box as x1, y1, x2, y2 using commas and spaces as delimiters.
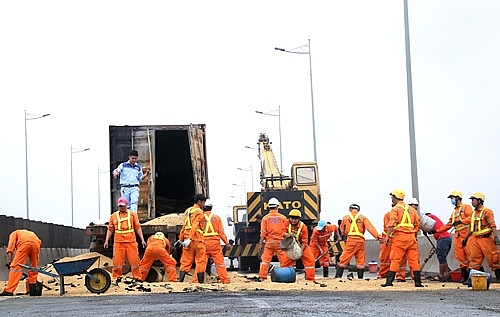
85, 268, 111, 294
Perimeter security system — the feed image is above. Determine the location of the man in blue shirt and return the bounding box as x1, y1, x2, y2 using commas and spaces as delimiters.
113, 150, 150, 211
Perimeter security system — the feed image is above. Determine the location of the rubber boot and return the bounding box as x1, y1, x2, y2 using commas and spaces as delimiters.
381, 271, 396, 287
458, 267, 468, 284
413, 271, 424, 287
178, 271, 186, 282
334, 267, 344, 278
494, 269, 500, 283
462, 269, 470, 285
323, 266, 329, 278
357, 268, 364, 279
197, 272, 205, 284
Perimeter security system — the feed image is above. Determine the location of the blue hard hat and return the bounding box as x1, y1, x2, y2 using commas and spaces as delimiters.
317, 219, 327, 230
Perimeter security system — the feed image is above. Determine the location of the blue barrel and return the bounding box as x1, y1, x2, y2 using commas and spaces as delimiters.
270, 267, 296, 283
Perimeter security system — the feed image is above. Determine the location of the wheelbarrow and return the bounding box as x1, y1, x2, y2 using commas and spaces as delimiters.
19, 256, 111, 296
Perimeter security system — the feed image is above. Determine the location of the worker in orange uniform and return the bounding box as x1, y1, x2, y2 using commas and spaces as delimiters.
335, 204, 380, 279
430, 190, 473, 283
378, 209, 407, 281
0, 229, 42, 296
310, 219, 340, 277
281, 209, 316, 281
462, 192, 500, 283
139, 232, 178, 282
258, 197, 288, 281
192, 199, 231, 284
177, 194, 207, 283
381, 189, 423, 287
104, 196, 146, 283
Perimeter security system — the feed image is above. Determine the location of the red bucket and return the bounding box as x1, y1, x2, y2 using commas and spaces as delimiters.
449, 270, 461, 282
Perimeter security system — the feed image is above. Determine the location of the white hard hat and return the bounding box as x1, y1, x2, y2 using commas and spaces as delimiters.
205, 199, 213, 207
268, 197, 280, 208
407, 197, 419, 205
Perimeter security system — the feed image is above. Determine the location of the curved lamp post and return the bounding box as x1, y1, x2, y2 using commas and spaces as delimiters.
71, 146, 90, 226
275, 39, 317, 162
24, 110, 50, 219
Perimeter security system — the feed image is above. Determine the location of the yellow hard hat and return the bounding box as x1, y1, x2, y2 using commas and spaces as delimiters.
447, 191, 463, 199
469, 192, 485, 202
154, 232, 165, 239
288, 209, 302, 218
390, 189, 405, 200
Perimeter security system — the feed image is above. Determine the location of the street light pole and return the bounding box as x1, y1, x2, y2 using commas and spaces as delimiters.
237, 166, 254, 191
404, 0, 420, 202
24, 110, 50, 220
255, 106, 282, 173
275, 39, 317, 162
71, 145, 90, 227
97, 167, 109, 220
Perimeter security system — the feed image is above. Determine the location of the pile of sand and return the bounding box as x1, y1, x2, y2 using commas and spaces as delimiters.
142, 213, 183, 227
2, 252, 497, 297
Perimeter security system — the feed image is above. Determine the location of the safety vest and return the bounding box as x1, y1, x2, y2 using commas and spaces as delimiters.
394, 205, 414, 230
203, 213, 219, 237
153, 232, 167, 247
184, 207, 204, 234
470, 207, 492, 235
116, 210, 134, 234
382, 230, 394, 238
347, 213, 364, 237
288, 222, 304, 245
184, 207, 195, 229
451, 205, 468, 231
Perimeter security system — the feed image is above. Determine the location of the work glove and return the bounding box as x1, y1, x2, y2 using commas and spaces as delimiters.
5, 262, 11, 269
182, 238, 191, 247
173, 240, 182, 249
494, 236, 500, 246
452, 220, 462, 227
462, 237, 469, 247
428, 229, 436, 235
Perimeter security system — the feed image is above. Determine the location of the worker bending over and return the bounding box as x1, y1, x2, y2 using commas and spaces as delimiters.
1, 229, 42, 296
139, 232, 178, 282
310, 219, 340, 277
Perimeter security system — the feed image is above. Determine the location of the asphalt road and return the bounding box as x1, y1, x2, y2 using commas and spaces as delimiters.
1, 289, 500, 317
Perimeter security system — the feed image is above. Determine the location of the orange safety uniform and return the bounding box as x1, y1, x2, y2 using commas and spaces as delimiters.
338, 211, 379, 270
282, 219, 316, 281
179, 203, 207, 275
468, 206, 500, 271
310, 224, 337, 268
258, 208, 288, 279
139, 234, 178, 282
108, 209, 142, 279
387, 202, 421, 272
379, 211, 407, 280
3, 230, 42, 294
192, 211, 231, 284
435, 202, 473, 268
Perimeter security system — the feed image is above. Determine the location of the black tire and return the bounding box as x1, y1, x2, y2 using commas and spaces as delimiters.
239, 257, 260, 272
85, 268, 111, 294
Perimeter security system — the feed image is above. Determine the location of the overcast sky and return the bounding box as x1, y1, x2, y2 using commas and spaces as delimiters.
1, 1, 499, 238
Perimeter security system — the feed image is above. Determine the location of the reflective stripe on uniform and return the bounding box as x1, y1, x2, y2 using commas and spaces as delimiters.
116, 210, 134, 234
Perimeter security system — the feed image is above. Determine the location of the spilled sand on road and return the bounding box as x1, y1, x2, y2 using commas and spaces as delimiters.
2, 252, 497, 297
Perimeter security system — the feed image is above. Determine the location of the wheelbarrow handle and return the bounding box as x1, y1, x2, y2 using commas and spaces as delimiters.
18, 263, 59, 279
